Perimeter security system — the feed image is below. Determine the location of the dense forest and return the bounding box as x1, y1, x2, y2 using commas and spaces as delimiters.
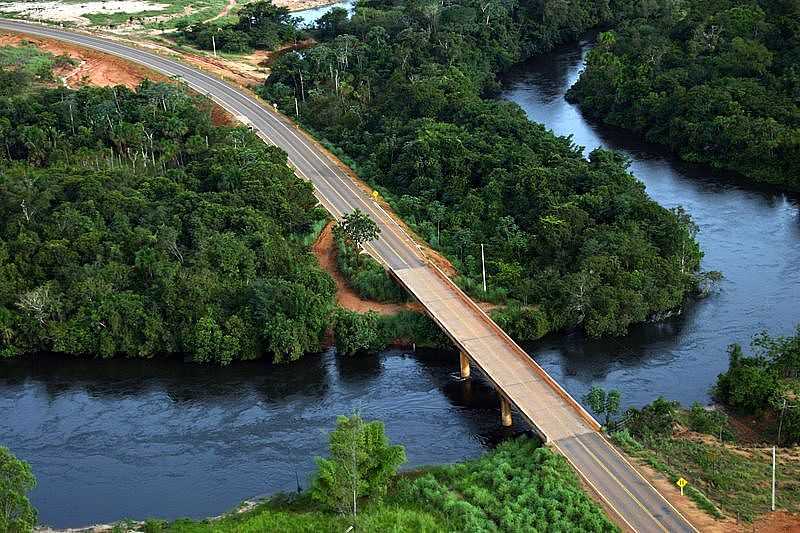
567, 0, 800, 189
0, 53, 337, 363
175, 1, 304, 53
261, 0, 703, 338
715, 325, 800, 445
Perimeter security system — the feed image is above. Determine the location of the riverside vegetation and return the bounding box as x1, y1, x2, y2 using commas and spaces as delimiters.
612, 398, 800, 522
175, 1, 305, 54
0, 49, 336, 364
262, 0, 705, 340
596, 325, 800, 522
1, 0, 711, 363
0, 48, 450, 363
567, 0, 800, 190
62, 415, 615, 532
0, 446, 37, 532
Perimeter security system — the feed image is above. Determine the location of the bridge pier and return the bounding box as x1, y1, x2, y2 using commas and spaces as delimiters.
500, 396, 513, 427
459, 351, 471, 379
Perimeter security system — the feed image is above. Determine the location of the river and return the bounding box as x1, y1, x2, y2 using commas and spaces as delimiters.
2, 31, 799, 530
502, 37, 800, 409
1, 349, 515, 527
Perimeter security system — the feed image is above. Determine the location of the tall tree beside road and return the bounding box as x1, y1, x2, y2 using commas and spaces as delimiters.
338, 208, 380, 250
584, 387, 621, 428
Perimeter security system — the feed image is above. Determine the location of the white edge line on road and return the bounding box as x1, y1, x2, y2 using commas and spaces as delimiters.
552, 441, 639, 533
597, 433, 701, 533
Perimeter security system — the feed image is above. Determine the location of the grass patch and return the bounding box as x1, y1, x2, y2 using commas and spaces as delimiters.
612, 430, 800, 521
0, 43, 75, 86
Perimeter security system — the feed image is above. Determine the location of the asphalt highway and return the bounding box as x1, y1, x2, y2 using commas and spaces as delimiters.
0, 19, 698, 533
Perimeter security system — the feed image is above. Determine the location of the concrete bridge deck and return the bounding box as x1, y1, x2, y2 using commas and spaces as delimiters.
394, 265, 596, 442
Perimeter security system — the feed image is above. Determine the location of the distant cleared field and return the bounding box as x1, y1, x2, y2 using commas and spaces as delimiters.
0, 0, 232, 29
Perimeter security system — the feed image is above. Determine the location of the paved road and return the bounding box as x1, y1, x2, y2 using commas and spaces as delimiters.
0, 20, 699, 532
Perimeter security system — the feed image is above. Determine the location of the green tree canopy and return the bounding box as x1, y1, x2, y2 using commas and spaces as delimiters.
584, 386, 621, 428
311, 414, 406, 521
715, 326, 800, 445
338, 208, 380, 249
567, 0, 800, 190
262, 0, 703, 339
0, 447, 37, 533
0, 74, 336, 364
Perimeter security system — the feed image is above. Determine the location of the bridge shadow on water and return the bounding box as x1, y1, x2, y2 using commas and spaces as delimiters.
412, 347, 540, 447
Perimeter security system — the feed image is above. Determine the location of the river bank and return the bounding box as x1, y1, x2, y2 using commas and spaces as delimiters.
2, 347, 520, 528
31, 437, 618, 533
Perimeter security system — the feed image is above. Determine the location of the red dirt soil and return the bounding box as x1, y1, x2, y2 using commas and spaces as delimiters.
0, 32, 161, 88
751, 511, 800, 532
312, 222, 422, 315
1, 31, 236, 126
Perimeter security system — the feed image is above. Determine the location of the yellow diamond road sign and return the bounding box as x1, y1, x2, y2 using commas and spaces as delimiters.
677, 477, 687, 495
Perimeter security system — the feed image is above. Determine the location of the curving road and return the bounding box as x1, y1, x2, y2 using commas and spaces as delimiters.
0, 19, 699, 532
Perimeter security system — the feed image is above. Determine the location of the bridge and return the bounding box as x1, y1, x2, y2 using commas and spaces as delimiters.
0, 20, 698, 532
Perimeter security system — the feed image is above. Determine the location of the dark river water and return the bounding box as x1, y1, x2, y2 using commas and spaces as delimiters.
2, 33, 800, 529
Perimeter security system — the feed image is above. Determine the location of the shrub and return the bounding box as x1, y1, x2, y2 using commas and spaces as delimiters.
333, 309, 382, 355
686, 403, 734, 440
490, 305, 551, 342
334, 233, 407, 303
714, 344, 777, 413
377, 311, 451, 349
624, 397, 679, 442
404, 438, 618, 532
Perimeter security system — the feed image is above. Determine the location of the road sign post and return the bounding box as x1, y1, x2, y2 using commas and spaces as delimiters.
677, 477, 687, 496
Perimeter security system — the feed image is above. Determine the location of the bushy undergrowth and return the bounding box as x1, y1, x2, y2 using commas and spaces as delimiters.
142, 437, 615, 533
612, 394, 800, 522
683, 403, 735, 442
491, 305, 551, 342
335, 233, 407, 304
401, 438, 618, 532
333, 309, 450, 355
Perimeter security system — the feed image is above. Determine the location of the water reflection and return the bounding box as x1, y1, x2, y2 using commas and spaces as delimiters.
292, 0, 354, 28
